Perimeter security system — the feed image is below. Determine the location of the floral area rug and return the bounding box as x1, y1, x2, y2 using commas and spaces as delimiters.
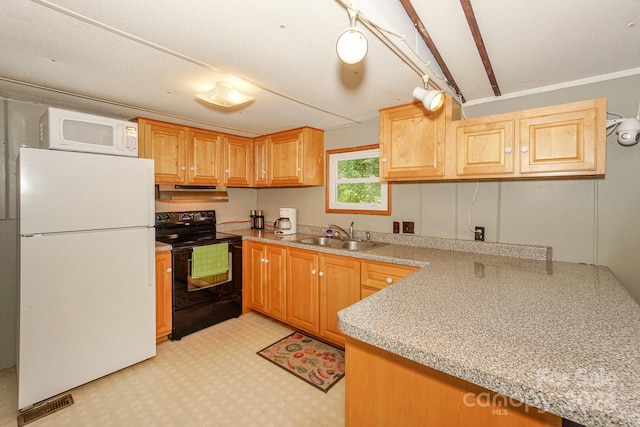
257, 331, 345, 392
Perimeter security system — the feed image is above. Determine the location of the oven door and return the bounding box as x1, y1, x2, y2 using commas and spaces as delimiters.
170, 240, 242, 340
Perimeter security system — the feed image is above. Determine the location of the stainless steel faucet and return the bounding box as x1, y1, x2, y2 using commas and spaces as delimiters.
329, 222, 354, 240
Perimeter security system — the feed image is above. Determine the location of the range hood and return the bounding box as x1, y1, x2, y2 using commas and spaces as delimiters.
156, 184, 229, 202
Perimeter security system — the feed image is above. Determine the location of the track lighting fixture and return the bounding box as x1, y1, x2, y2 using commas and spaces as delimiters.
336, 8, 368, 65
196, 81, 254, 108
412, 75, 445, 112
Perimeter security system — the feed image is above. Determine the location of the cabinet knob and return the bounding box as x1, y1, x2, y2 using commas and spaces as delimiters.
521, 146, 529, 153
264, 259, 269, 264
190, 166, 195, 171
319, 271, 324, 277
386, 277, 393, 284
311, 269, 317, 275
167, 268, 172, 273
382, 157, 388, 163
225, 169, 229, 173
180, 166, 186, 171
297, 167, 301, 172
504, 147, 512, 154
262, 170, 266, 176
260, 258, 265, 263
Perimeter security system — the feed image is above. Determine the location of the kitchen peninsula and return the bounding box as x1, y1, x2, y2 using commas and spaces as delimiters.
233, 228, 640, 427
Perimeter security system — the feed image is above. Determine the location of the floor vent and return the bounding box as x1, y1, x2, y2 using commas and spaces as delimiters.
17, 394, 74, 426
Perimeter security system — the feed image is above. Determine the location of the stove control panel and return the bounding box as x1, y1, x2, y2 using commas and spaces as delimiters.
155, 210, 216, 227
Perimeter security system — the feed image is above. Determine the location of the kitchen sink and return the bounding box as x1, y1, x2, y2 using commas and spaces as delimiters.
295, 237, 384, 251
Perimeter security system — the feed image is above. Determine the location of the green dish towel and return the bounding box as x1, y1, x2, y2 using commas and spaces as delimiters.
191, 244, 228, 279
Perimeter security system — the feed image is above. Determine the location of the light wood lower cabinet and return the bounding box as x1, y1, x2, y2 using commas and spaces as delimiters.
345, 337, 561, 427
360, 260, 418, 299
243, 241, 287, 322
319, 254, 361, 346
244, 244, 415, 347
286, 249, 320, 334
286, 248, 360, 346
155, 250, 173, 343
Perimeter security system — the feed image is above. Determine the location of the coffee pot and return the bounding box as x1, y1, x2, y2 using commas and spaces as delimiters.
274, 208, 297, 235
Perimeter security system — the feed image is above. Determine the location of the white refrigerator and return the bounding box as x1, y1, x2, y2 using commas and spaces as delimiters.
17, 147, 157, 410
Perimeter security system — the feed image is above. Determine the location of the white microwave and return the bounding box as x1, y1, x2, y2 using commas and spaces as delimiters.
40, 107, 138, 157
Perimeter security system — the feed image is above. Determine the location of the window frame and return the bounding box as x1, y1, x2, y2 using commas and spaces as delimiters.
325, 144, 391, 215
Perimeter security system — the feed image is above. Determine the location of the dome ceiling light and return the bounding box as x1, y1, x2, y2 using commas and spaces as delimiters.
196, 81, 254, 108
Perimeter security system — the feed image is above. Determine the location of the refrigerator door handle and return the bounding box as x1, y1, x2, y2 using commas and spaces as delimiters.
147, 229, 155, 287
146, 166, 155, 227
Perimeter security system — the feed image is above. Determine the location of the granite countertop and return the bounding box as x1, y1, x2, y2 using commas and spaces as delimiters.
155, 241, 171, 252
234, 227, 640, 427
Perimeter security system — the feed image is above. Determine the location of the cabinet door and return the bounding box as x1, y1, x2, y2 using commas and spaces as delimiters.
189, 129, 224, 184
224, 135, 253, 187
269, 129, 302, 185
265, 244, 287, 322
379, 101, 447, 181
454, 118, 516, 177
155, 251, 173, 342
320, 254, 360, 346
253, 136, 268, 187
246, 242, 267, 312
519, 99, 605, 175
140, 119, 187, 184
287, 249, 320, 334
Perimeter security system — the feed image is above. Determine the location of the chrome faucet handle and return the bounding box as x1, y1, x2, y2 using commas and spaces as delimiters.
365, 230, 370, 242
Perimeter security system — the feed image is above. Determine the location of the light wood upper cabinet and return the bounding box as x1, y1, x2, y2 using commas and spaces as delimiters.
519, 98, 605, 176
139, 119, 188, 184
449, 97, 606, 179
379, 97, 460, 181
139, 118, 324, 188
155, 250, 172, 343
267, 127, 324, 186
189, 129, 224, 185
454, 117, 516, 177
253, 136, 268, 187
223, 134, 253, 186
139, 118, 224, 185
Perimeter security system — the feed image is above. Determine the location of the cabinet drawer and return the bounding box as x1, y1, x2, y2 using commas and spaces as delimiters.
361, 261, 418, 296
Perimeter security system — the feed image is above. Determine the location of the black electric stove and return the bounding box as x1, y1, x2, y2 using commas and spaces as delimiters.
155, 210, 243, 340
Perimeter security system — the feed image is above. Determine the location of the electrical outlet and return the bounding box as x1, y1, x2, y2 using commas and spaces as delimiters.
474, 226, 485, 241
393, 221, 400, 233
402, 221, 414, 234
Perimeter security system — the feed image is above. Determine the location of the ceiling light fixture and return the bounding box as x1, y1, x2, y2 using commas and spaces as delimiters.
336, 8, 368, 65
196, 81, 254, 108
412, 75, 445, 112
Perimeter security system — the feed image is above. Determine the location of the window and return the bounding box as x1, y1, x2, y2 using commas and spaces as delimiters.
326, 144, 391, 215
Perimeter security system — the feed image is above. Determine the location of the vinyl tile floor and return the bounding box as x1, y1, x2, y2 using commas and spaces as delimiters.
0, 312, 345, 427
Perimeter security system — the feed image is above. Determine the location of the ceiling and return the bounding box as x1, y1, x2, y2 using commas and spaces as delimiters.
1, 0, 639, 137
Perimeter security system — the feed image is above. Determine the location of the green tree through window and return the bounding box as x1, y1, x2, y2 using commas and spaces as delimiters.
326, 145, 390, 215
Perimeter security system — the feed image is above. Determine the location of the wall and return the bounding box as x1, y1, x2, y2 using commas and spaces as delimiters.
258, 74, 640, 304
0, 99, 256, 368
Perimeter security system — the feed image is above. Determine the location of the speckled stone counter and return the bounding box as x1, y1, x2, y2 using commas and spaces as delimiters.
155, 241, 171, 252
233, 227, 639, 427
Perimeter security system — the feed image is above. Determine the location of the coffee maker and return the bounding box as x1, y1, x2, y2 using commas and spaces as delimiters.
274, 207, 297, 236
